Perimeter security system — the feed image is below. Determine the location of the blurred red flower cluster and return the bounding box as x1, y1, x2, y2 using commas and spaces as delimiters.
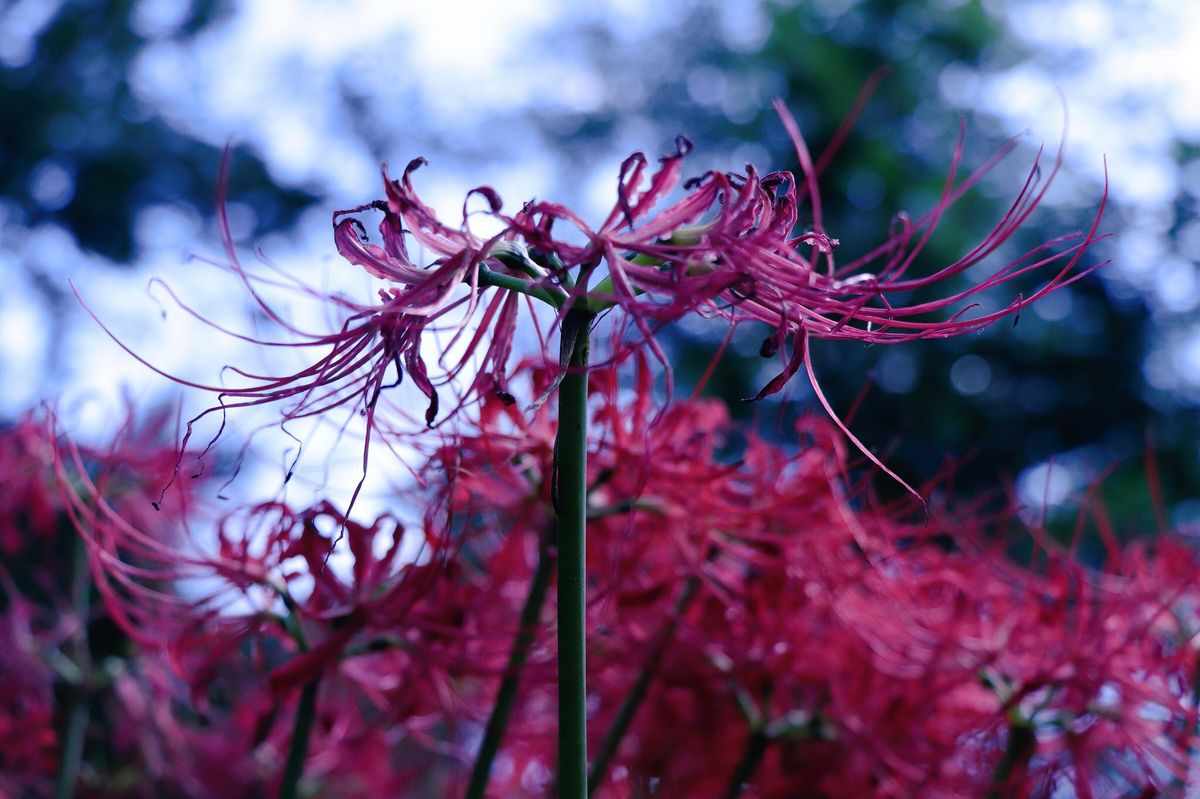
3, 362, 1193, 797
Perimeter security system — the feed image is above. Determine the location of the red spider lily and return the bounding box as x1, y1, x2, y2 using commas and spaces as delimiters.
348, 98, 1107, 383
579, 472, 1200, 799
79, 90, 1107, 517
76, 643, 436, 798
0, 417, 76, 796
429, 361, 878, 794
421, 372, 1199, 798
1, 409, 186, 559
0, 599, 58, 798
73, 158, 558, 514
0, 409, 211, 798
0, 415, 59, 559
35, 355, 1200, 797
54, 445, 452, 701
53, 414, 557, 786
327, 99, 1107, 502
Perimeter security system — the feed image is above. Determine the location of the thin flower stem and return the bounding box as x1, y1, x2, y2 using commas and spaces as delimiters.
274, 585, 310, 650
587, 576, 700, 796
465, 533, 555, 799
531, 249, 574, 289
720, 727, 771, 799
54, 697, 89, 799
54, 533, 93, 799
276, 586, 318, 799
491, 246, 551, 282
279, 679, 319, 799
478, 266, 566, 308
986, 717, 1036, 799
556, 308, 594, 799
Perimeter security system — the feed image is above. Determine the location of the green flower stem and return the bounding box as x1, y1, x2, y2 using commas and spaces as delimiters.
587, 576, 700, 796
986, 717, 1036, 799
491, 246, 551, 282
720, 727, 771, 799
478, 266, 566, 309
465, 532, 555, 799
275, 585, 318, 799
586, 225, 712, 310
556, 308, 594, 799
54, 695, 89, 799
279, 679, 319, 799
54, 533, 93, 799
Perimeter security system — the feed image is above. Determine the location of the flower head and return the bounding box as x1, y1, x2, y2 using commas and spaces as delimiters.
80, 91, 1106, 510
321, 97, 1106, 502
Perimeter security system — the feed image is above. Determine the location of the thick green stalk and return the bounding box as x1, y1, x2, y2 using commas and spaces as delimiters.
465, 536, 554, 799
556, 308, 594, 799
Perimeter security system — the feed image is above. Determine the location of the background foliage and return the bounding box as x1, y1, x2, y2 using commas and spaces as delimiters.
2, 0, 1196, 533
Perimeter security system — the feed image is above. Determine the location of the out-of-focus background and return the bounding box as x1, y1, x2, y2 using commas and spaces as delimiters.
3, 0, 1198, 538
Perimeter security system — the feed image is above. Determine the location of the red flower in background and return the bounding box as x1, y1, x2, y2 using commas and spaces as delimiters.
50, 400, 558, 794
397, 356, 1196, 799
23, 347, 1198, 797
0, 409, 211, 798
0, 599, 58, 798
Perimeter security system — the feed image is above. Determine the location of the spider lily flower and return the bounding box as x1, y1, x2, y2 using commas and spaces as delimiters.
0, 600, 57, 796
51, 409, 566, 794
36, 361, 1200, 796
490, 101, 1107, 384
0, 409, 207, 796
74, 155, 572, 510
429, 357, 1199, 798
329, 101, 1105, 502
52, 417, 551, 736
331, 98, 1098, 374
82, 93, 1105, 506
54, 445, 438, 697
579, 439, 1197, 797
344, 101, 1101, 416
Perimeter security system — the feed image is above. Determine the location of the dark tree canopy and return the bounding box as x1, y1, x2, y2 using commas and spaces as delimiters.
1, 0, 317, 263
